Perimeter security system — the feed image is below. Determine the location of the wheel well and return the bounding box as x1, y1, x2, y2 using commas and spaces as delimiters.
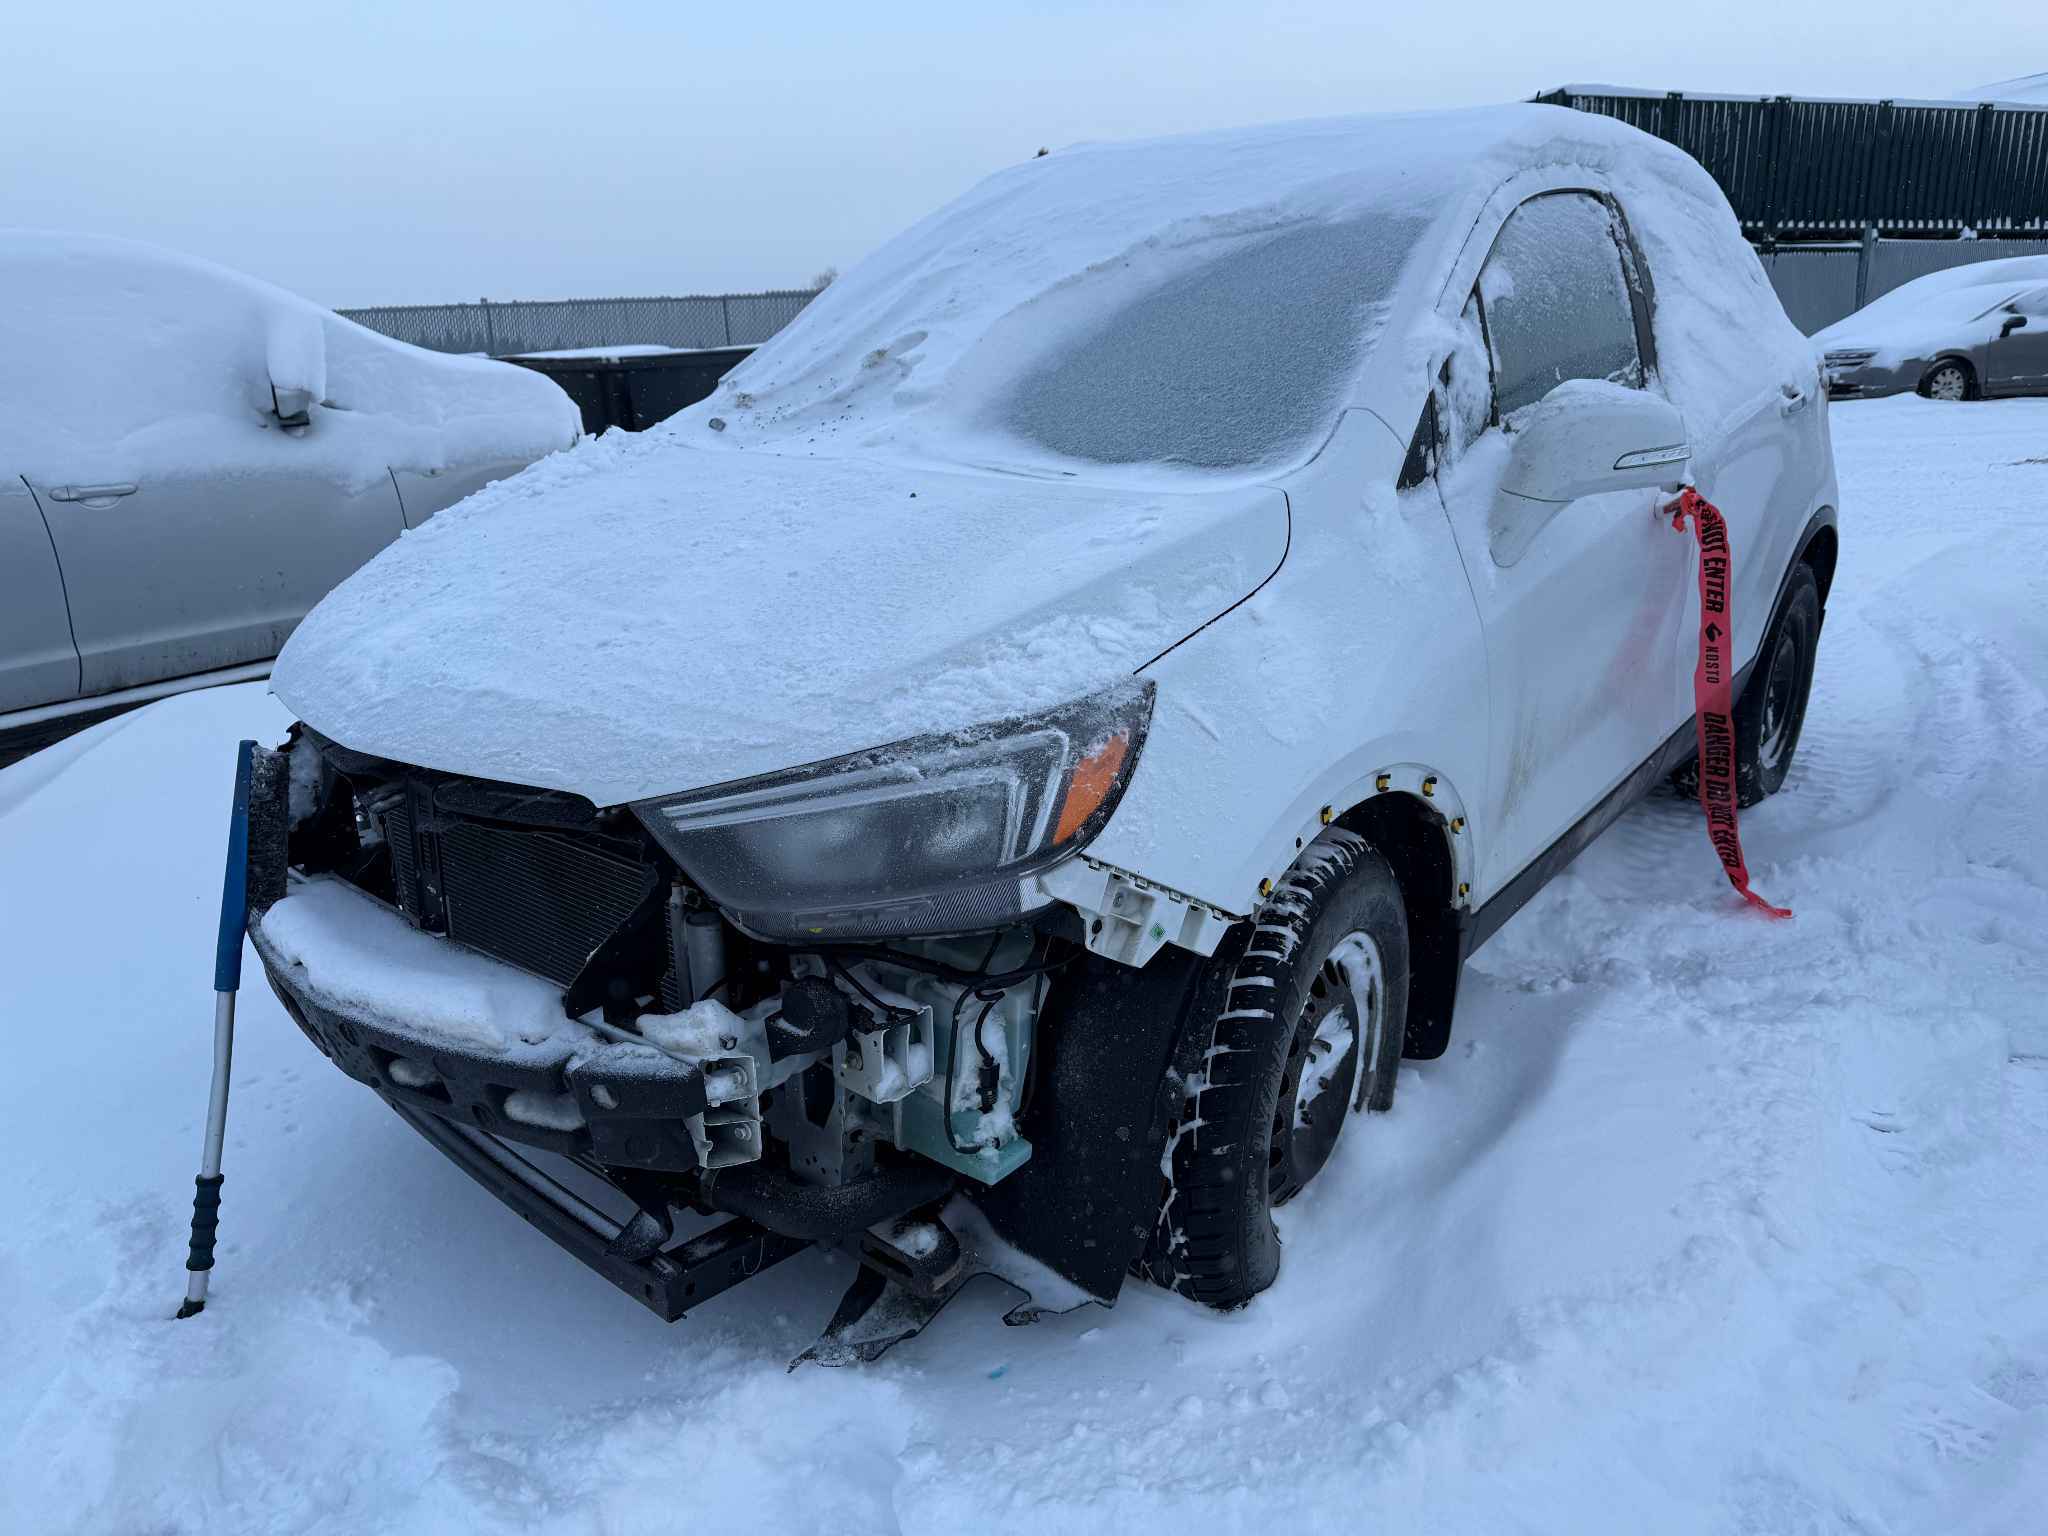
1801, 520, 1838, 606
1919, 355, 1976, 396
1335, 792, 1463, 1059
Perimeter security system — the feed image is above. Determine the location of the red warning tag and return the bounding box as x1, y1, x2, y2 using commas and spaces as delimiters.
1668, 487, 1791, 919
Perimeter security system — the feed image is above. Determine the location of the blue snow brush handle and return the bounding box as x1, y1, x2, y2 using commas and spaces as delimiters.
180, 738, 258, 1319
214, 740, 256, 993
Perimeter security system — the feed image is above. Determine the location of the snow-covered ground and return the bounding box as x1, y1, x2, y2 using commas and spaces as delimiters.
2, 394, 2045, 1534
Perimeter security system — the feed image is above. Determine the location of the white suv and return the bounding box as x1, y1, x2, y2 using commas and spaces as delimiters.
247, 104, 1837, 1347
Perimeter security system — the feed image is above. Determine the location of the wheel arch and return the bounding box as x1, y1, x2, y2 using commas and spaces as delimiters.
1247, 760, 1476, 1062
1800, 514, 1838, 606
1333, 788, 1466, 1060
1918, 354, 1977, 398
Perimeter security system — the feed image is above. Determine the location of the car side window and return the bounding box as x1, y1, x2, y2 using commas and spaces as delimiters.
2012, 286, 2048, 318
1475, 192, 1644, 421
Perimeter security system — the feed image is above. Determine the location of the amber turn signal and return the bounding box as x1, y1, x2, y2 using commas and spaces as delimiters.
1054, 731, 1131, 844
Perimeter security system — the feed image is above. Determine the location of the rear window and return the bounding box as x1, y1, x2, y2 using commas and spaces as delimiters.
997, 218, 1423, 470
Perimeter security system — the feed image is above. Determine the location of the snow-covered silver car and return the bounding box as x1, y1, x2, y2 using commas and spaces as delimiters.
0, 234, 578, 760
246, 105, 1839, 1351
1817, 255, 2048, 401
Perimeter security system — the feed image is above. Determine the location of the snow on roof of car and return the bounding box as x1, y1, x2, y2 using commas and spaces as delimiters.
694, 102, 1798, 480
0, 231, 579, 487
1815, 254, 2048, 349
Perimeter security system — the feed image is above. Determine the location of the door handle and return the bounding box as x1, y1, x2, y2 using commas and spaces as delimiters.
47, 483, 139, 507
1778, 384, 1810, 415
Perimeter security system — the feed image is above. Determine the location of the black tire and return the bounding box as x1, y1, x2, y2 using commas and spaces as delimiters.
1918, 358, 1974, 402
1150, 829, 1409, 1310
1672, 561, 1822, 808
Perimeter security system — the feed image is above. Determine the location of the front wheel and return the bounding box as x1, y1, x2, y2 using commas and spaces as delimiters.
1919, 359, 1973, 401
1148, 829, 1409, 1310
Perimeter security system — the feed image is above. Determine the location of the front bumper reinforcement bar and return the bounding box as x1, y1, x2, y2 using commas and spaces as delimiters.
387, 1098, 809, 1321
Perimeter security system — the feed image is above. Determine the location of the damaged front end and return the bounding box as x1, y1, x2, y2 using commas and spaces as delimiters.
244, 705, 1239, 1359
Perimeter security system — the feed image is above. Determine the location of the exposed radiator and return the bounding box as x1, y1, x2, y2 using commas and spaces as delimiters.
383, 799, 656, 989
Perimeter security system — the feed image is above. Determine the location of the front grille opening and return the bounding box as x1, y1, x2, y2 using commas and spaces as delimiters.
293, 733, 780, 1019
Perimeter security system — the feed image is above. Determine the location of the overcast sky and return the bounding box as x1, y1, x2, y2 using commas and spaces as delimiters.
5, 1, 2042, 308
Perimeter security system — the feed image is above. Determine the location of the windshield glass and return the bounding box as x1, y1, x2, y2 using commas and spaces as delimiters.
993, 218, 1422, 470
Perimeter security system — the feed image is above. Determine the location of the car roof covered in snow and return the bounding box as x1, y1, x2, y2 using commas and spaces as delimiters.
691, 102, 1804, 481
1816, 254, 2048, 349
0, 231, 579, 487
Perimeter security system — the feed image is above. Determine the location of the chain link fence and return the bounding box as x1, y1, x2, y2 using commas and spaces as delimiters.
338, 288, 823, 357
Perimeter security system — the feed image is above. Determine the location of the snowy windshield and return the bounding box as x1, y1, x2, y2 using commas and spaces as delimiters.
695, 127, 1444, 484
991, 218, 1425, 470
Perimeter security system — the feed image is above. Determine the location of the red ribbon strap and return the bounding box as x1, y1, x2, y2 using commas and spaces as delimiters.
1668, 488, 1791, 919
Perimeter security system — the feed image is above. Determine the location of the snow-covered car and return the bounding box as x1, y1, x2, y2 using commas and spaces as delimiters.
244, 104, 1839, 1343
0, 233, 579, 759
1817, 255, 2048, 401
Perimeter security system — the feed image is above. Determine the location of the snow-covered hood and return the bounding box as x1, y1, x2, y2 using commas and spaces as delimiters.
271, 430, 1287, 805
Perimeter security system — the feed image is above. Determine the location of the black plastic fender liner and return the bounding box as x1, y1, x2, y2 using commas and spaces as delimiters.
967, 921, 1254, 1303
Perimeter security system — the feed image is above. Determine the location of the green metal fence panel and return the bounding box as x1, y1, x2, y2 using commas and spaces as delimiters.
1538, 87, 2048, 239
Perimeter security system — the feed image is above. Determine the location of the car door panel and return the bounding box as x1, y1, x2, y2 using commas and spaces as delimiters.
1689, 381, 1822, 701
1437, 463, 1687, 890
1430, 191, 1694, 893
31, 455, 405, 696
1984, 294, 2048, 394
0, 479, 80, 713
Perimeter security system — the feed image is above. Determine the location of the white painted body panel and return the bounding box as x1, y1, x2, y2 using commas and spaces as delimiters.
1088, 411, 1491, 915
1092, 163, 1837, 920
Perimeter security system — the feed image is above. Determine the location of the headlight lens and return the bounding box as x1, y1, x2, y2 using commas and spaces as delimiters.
633, 681, 1152, 940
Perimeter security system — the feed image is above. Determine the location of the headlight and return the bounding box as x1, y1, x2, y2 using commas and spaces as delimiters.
634, 681, 1153, 940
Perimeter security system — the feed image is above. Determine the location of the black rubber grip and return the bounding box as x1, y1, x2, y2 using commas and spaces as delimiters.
185, 1174, 225, 1273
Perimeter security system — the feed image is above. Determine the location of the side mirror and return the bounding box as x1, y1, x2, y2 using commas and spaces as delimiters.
1499, 380, 1690, 504
266, 312, 328, 431
2001, 314, 2029, 339
270, 384, 315, 428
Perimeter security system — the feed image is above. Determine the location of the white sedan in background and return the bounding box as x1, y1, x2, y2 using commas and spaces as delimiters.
0, 233, 578, 760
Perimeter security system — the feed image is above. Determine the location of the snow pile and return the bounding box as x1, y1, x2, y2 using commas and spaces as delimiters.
2, 395, 2045, 1532
0, 231, 579, 489
1816, 255, 2048, 363
254, 878, 580, 1057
